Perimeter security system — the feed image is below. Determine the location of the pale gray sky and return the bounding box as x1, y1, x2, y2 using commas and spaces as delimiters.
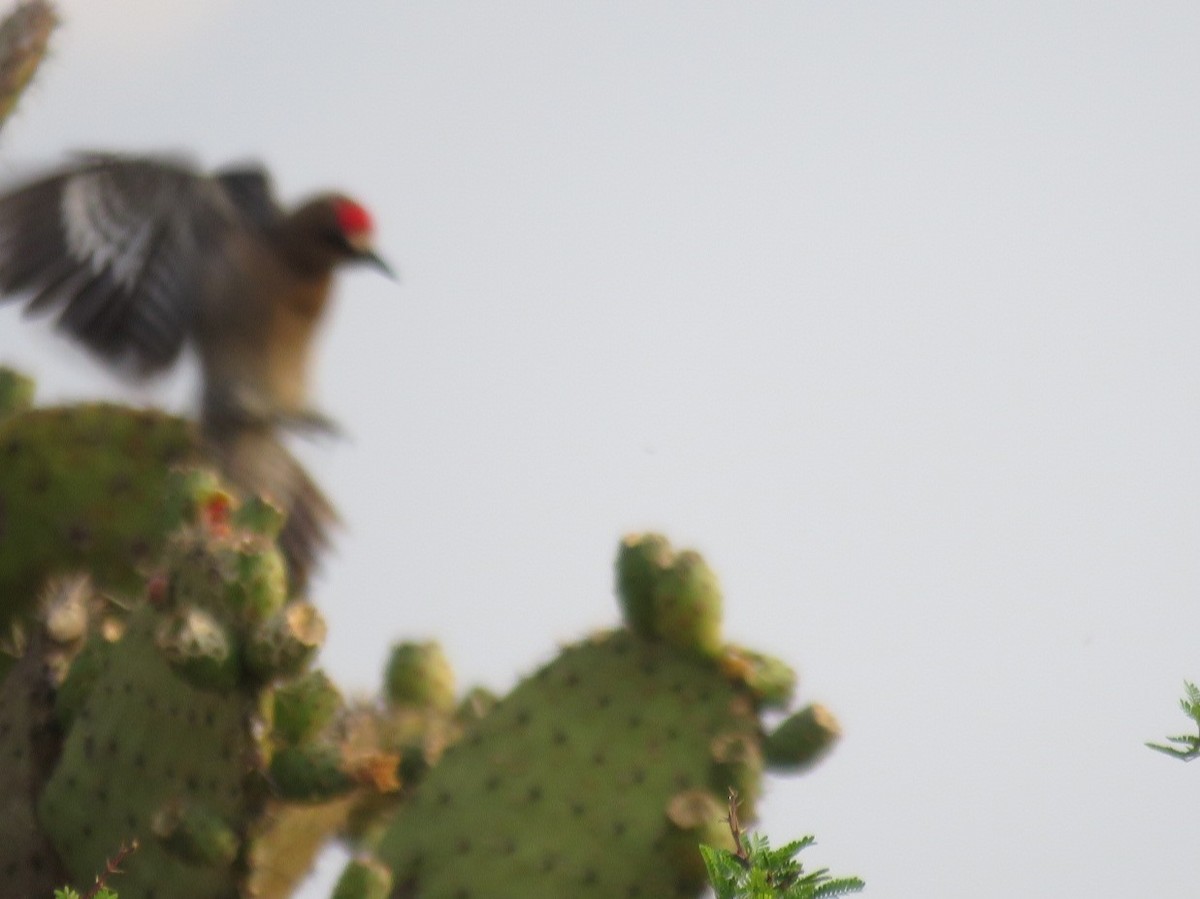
2, 2, 1198, 896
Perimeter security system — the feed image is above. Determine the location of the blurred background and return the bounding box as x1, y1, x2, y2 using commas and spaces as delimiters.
1, 2, 1198, 895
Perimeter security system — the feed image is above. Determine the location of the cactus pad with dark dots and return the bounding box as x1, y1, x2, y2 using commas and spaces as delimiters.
0, 645, 67, 897
0, 403, 201, 633
37, 606, 255, 899
369, 534, 840, 898
374, 631, 759, 898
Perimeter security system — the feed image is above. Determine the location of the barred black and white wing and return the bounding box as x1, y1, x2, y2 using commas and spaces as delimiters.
0, 154, 270, 375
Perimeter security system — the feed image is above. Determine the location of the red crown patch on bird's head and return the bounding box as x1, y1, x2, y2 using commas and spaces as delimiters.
333, 197, 374, 238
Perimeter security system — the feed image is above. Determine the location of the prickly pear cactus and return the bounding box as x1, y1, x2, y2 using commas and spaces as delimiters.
30, 480, 333, 898
0, 365, 847, 897
0, 370, 396, 897
367, 533, 841, 899
0, 463, 397, 899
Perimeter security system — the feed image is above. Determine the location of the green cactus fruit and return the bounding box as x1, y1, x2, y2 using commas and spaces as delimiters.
377, 642, 465, 787
654, 549, 723, 657
246, 600, 326, 680
163, 465, 232, 526
233, 493, 287, 540
0, 365, 35, 421
272, 669, 342, 745
720, 646, 797, 709
764, 704, 842, 772
615, 531, 673, 636
154, 605, 239, 691
0, 403, 202, 634
333, 855, 394, 899
269, 743, 356, 802
156, 492, 287, 627
384, 641, 456, 712
151, 798, 240, 867
226, 541, 290, 621
615, 534, 723, 656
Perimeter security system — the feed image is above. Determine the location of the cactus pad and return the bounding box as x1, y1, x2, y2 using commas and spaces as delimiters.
0, 402, 200, 634
370, 534, 840, 899
35, 506, 288, 898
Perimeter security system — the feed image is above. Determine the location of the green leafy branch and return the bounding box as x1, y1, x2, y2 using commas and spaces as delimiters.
1147, 681, 1200, 761
52, 840, 137, 899
701, 790, 864, 899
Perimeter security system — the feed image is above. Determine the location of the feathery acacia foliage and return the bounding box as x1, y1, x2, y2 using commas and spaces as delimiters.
1147, 681, 1200, 761
700, 792, 864, 899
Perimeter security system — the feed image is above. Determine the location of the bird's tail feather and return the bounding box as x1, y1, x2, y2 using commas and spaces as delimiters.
202, 421, 338, 593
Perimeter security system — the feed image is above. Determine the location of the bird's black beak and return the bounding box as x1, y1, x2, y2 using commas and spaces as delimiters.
359, 248, 397, 279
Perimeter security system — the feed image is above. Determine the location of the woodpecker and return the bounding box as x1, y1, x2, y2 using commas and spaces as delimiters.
0, 152, 392, 587
0, 151, 392, 433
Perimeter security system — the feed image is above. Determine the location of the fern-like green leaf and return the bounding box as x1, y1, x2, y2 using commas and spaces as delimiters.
701, 827, 863, 898
1147, 740, 1199, 760
811, 877, 869, 898
1183, 681, 1200, 705
1150, 681, 1200, 761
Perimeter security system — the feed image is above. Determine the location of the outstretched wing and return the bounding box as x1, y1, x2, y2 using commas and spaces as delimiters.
0, 153, 254, 375
213, 163, 280, 232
